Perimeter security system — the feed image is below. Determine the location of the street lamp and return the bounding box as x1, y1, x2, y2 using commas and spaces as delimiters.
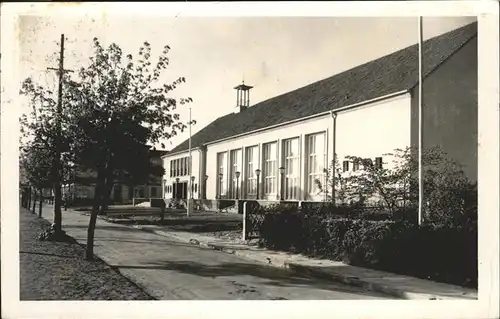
204, 175, 209, 199
279, 166, 285, 201
255, 169, 261, 200
218, 173, 223, 199
190, 176, 195, 199
235, 171, 240, 200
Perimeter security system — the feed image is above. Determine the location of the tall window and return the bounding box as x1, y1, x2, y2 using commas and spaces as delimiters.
283, 137, 300, 200
182, 157, 187, 176
217, 152, 227, 197
229, 149, 242, 198
263, 142, 277, 196
245, 145, 259, 196
306, 132, 326, 199
170, 160, 174, 177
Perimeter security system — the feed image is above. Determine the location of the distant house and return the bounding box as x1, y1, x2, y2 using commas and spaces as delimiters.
162, 22, 477, 203
64, 148, 168, 204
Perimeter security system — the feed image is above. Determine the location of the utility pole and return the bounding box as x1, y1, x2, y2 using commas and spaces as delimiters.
187, 107, 192, 217
417, 17, 424, 226
47, 34, 72, 233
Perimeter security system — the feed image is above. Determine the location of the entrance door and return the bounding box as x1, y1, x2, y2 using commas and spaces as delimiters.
174, 182, 188, 200
181, 182, 187, 199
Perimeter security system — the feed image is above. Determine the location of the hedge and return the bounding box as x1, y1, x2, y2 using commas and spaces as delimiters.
257, 204, 477, 288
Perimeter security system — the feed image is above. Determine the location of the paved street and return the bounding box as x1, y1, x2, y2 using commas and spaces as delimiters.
39, 205, 391, 300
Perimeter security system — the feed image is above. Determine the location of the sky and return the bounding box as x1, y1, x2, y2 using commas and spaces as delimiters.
15, 15, 476, 150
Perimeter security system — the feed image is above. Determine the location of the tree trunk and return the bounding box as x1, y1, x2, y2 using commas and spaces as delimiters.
27, 187, 32, 210
21, 189, 25, 208
32, 190, 37, 213
99, 176, 114, 215
38, 188, 43, 217
86, 173, 105, 260
53, 167, 63, 233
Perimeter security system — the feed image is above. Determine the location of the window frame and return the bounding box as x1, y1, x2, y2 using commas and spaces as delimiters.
343, 160, 349, 172
283, 137, 300, 200
245, 145, 259, 196
263, 142, 277, 195
217, 152, 227, 197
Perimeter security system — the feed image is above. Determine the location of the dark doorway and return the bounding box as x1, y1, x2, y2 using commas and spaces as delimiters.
173, 182, 188, 200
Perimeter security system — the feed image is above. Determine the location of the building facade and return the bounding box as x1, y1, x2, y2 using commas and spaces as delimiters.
64, 149, 167, 204
162, 22, 478, 203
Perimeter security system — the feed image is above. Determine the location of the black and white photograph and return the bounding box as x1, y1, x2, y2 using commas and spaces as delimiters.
1, 2, 499, 319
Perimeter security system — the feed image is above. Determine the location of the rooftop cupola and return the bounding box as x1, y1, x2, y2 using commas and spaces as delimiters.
234, 81, 253, 113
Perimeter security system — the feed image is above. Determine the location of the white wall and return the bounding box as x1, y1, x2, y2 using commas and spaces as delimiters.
167, 93, 412, 202
336, 94, 412, 170
162, 150, 202, 199
205, 115, 333, 201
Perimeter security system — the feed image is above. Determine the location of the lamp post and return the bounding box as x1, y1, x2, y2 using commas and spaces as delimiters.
163, 179, 167, 198
255, 169, 261, 200
204, 175, 208, 199
235, 171, 240, 200
279, 166, 285, 201
190, 176, 195, 199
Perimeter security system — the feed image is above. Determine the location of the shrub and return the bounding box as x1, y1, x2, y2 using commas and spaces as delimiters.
258, 203, 303, 251
257, 204, 477, 288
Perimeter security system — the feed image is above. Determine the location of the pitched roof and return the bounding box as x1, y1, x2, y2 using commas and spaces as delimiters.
171, 22, 477, 154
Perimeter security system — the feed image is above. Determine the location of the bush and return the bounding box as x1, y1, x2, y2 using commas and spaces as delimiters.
258, 203, 303, 251
257, 205, 477, 288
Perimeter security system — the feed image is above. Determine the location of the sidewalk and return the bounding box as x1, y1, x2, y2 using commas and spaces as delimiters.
43, 205, 477, 300
19, 208, 153, 300
136, 222, 478, 300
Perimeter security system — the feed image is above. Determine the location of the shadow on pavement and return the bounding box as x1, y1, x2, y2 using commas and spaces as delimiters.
111, 260, 393, 297
68, 235, 216, 251
64, 224, 145, 232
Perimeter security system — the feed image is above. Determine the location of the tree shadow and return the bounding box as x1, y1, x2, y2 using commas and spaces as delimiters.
111, 260, 392, 297
64, 224, 145, 232
89, 237, 209, 248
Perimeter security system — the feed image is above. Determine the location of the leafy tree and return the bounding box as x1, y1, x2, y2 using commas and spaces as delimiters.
19, 138, 53, 217
19, 78, 72, 232
63, 38, 192, 259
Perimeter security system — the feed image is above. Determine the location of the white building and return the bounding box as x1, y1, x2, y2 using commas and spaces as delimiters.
162, 22, 478, 204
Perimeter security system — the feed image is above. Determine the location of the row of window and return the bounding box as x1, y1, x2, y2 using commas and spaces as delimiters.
165, 184, 198, 194
341, 157, 383, 172
169, 157, 190, 177
216, 132, 326, 200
